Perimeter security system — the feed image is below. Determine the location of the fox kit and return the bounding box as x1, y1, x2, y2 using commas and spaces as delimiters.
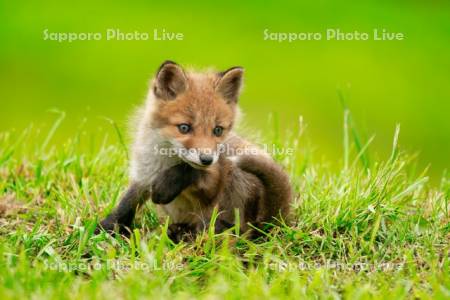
98, 61, 291, 242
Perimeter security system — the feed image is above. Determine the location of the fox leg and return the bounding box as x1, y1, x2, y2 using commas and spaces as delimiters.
151, 162, 200, 204
152, 164, 203, 242
97, 163, 200, 236
96, 183, 150, 235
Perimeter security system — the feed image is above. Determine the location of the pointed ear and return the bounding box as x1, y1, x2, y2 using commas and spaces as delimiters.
153, 60, 187, 100
216, 67, 244, 103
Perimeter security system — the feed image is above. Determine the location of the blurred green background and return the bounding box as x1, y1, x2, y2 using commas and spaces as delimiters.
1, 1, 449, 179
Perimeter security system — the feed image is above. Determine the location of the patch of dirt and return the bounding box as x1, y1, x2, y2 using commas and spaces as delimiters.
0, 194, 27, 217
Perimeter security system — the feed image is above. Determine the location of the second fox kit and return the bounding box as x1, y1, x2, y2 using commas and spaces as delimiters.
98, 61, 291, 241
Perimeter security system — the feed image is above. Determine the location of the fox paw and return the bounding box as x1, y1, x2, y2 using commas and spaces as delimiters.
95, 216, 133, 236
167, 223, 196, 243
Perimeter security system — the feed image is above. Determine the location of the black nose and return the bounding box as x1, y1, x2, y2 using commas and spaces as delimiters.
199, 154, 213, 166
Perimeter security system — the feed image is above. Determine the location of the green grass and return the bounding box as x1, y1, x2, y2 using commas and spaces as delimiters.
0, 116, 448, 299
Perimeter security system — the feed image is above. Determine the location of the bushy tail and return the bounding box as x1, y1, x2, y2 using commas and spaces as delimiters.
236, 155, 292, 226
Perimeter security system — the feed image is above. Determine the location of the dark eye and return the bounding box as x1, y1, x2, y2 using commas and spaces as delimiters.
177, 124, 191, 134
213, 126, 224, 137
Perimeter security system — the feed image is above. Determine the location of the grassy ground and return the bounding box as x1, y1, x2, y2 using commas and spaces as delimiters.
0, 115, 448, 299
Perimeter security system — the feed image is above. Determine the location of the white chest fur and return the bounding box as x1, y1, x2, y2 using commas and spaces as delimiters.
129, 129, 180, 188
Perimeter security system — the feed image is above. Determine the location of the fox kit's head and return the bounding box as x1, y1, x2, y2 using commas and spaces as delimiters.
149, 61, 243, 169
